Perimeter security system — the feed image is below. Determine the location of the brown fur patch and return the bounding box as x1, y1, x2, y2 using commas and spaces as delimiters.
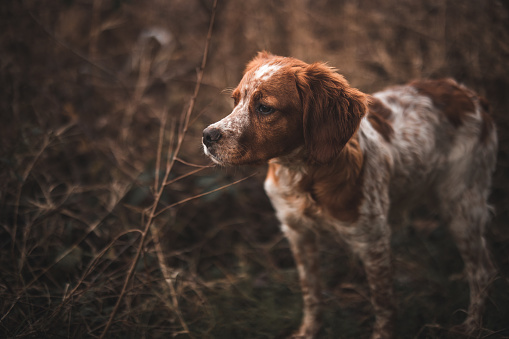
460, 86, 494, 144
411, 79, 475, 128
295, 63, 367, 164
298, 134, 364, 222
367, 96, 393, 142
266, 162, 280, 186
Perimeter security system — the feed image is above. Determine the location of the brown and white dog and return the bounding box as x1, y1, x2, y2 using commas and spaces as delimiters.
202, 52, 497, 338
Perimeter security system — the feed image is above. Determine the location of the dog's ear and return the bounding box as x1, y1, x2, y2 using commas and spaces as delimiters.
245, 51, 275, 74
295, 63, 367, 164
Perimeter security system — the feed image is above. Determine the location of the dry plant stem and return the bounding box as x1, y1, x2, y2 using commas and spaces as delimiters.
99, 127, 176, 338
175, 156, 213, 168
28, 230, 143, 330
14, 122, 74, 273
121, 46, 152, 141
100, 1, 218, 337
163, 166, 208, 187
155, 174, 256, 218
151, 222, 191, 334
154, 110, 167, 192
0, 183, 134, 324
14, 134, 50, 273
28, 183, 131, 286
150, 111, 191, 333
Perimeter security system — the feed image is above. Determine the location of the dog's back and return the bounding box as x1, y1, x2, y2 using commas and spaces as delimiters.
370, 79, 497, 215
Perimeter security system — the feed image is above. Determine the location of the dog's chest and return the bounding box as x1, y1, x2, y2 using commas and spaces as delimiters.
264, 163, 328, 230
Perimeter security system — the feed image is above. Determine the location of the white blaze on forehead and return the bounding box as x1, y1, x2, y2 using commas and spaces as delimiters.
253, 63, 282, 82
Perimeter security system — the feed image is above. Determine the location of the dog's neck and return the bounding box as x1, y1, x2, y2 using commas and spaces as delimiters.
269, 134, 364, 222
271, 133, 363, 175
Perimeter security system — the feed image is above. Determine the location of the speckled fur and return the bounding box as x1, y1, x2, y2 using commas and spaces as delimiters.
203, 53, 497, 339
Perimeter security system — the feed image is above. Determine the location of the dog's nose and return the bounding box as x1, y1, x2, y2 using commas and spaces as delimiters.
203, 127, 222, 147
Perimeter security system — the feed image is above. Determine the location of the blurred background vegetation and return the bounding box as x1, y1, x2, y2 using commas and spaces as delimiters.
1, 0, 509, 338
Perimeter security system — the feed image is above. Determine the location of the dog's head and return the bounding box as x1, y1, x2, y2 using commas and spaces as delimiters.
203, 52, 367, 166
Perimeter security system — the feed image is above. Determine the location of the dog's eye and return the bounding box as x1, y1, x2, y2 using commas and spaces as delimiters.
257, 104, 274, 115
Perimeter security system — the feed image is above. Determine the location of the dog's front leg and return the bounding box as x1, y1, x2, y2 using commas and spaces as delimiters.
282, 224, 322, 338
341, 217, 396, 339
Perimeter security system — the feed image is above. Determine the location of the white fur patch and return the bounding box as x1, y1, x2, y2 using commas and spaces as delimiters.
253, 63, 282, 82
210, 99, 250, 136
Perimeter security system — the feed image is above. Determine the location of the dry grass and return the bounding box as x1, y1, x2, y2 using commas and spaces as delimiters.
1, 0, 509, 338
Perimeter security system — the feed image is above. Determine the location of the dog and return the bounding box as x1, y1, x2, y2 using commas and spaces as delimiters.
202, 52, 497, 338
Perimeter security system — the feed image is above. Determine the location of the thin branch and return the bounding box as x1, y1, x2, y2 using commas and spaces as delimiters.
151, 222, 190, 334
175, 157, 213, 168
164, 0, 218, 179
154, 111, 167, 192
13, 134, 51, 271
40, 230, 143, 326
7, 181, 133, 303
100, 0, 218, 337
163, 166, 209, 187
155, 173, 255, 218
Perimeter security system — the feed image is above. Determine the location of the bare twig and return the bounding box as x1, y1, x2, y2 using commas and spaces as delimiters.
154, 111, 167, 192
151, 221, 191, 334
28, 230, 143, 329
150, 107, 192, 334
1, 181, 134, 325
155, 173, 256, 218
175, 157, 213, 168
13, 133, 51, 272
163, 166, 209, 187
100, 0, 219, 337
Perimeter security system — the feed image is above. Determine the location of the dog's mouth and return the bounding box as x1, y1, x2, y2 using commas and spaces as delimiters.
203, 141, 242, 166
202, 141, 219, 161
202, 143, 224, 166
203, 140, 253, 167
